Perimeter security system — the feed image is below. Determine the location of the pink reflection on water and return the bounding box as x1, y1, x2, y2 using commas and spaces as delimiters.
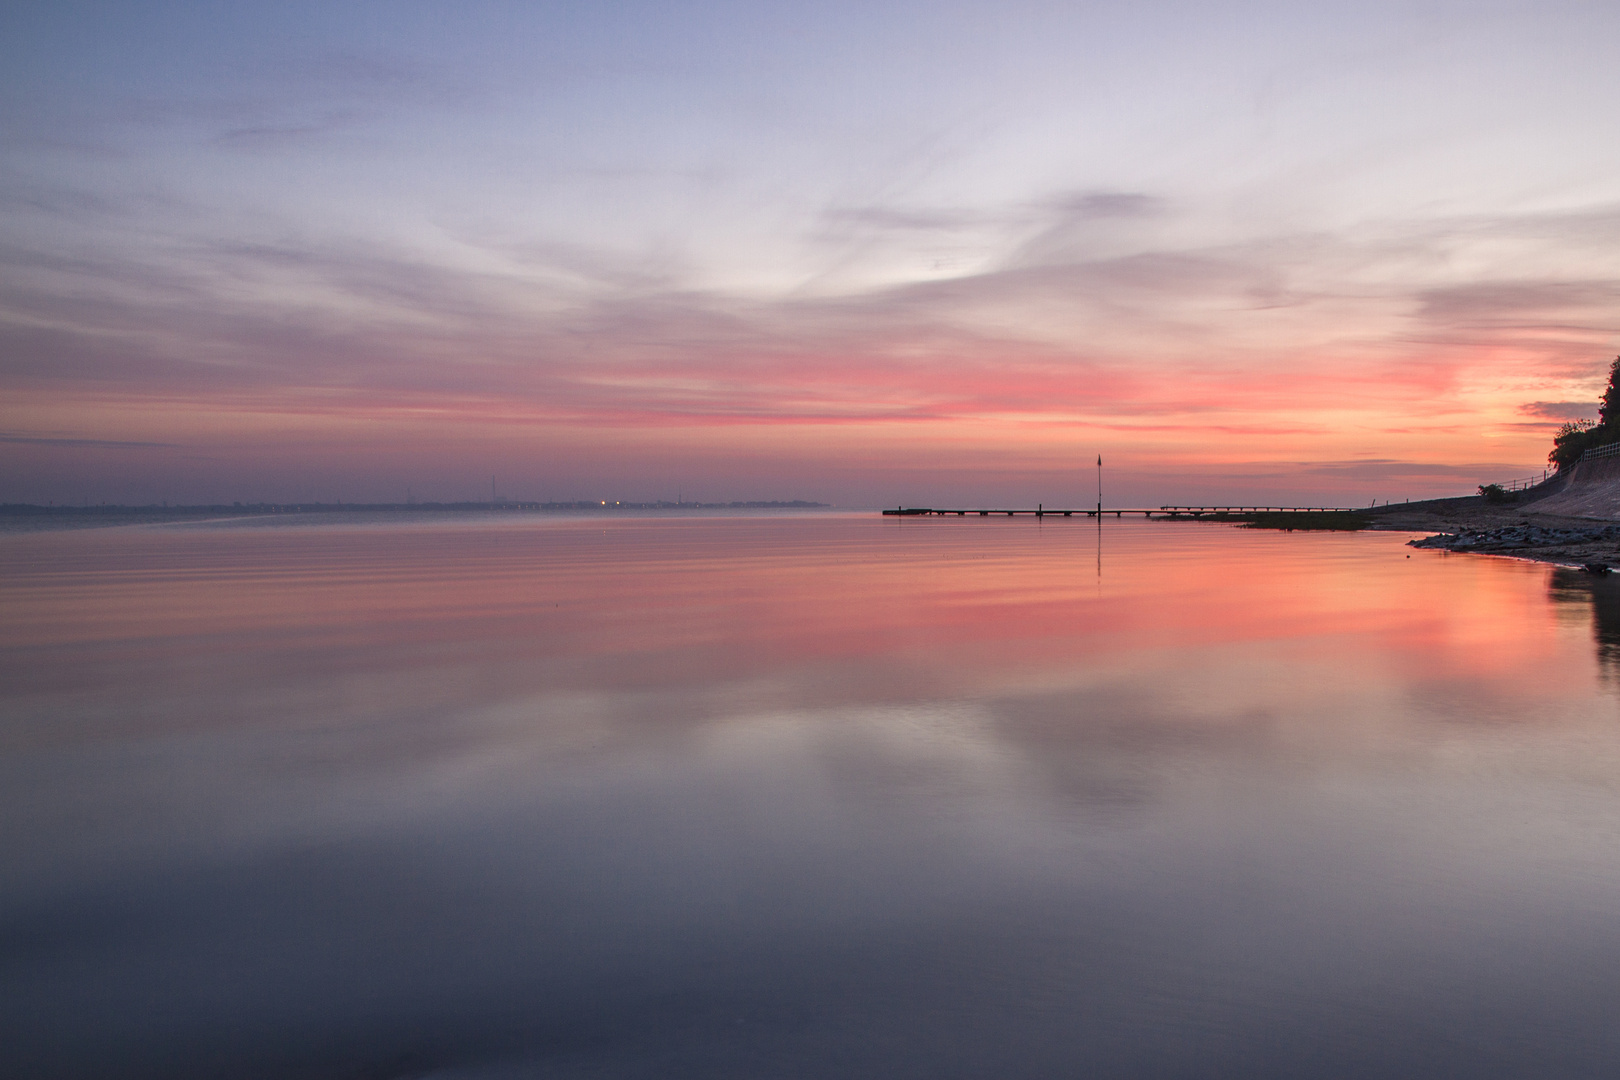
0, 513, 1597, 739
0, 515, 1585, 661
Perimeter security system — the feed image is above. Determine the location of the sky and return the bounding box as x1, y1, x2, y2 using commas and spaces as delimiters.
3, 0, 1619, 508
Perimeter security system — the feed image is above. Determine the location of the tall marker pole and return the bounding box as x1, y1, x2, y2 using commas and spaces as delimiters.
1095, 453, 1103, 588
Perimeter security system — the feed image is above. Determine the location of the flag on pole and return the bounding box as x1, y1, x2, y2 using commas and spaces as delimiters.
1097, 455, 1102, 467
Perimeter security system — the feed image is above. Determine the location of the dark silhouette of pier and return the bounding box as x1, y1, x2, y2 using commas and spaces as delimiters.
883, 505, 1362, 523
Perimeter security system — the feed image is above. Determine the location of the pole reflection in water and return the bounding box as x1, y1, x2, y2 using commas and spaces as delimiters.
2, 512, 1619, 1079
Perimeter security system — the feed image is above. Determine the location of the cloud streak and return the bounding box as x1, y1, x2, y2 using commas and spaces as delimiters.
0, 432, 176, 449
1520, 401, 1598, 421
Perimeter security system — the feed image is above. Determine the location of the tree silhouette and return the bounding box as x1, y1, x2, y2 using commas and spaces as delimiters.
1551, 420, 1599, 469
1600, 355, 1620, 431
1550, 355, 1620, 470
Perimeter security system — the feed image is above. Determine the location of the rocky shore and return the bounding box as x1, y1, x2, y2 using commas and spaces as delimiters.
1367, 493, 1620, 569
1407, 523, 1620, 569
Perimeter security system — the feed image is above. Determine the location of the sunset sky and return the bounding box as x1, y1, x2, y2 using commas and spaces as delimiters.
4, 0, 1619, 507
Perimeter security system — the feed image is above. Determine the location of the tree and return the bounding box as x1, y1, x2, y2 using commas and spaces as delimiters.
1549, 355, 1620, 470
1551, 420, 1598, 470
1600, 355, 1620, 432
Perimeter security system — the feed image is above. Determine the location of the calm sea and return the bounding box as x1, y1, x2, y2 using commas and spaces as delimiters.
3, 511, 1619, 1078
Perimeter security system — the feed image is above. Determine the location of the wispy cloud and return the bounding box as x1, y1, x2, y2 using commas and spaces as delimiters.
818, 206, 984, 233
1520, 401, 1597, 421
1048, 191, 1168, 220
0, 432, 176, 449
1415, 281, 1620, 334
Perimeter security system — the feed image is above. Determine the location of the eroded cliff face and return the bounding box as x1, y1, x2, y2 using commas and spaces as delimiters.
1523, 456, 1620, 520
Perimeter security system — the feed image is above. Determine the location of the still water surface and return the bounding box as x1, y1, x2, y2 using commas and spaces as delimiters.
3, 512, 1620, 1078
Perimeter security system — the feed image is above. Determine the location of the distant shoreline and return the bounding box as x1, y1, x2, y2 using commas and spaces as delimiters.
11, 496, 1617, 570
0, 501, 832, 533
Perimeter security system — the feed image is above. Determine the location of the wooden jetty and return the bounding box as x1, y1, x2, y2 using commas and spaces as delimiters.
882, 504, 1360, 520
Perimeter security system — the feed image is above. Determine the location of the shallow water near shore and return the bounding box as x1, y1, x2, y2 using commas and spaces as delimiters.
4, 512, 1620, 1078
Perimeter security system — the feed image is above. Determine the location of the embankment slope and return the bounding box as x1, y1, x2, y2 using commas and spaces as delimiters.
1516, 455, 1620, 520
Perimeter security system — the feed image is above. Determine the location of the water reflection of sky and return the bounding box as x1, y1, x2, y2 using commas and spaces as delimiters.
3, 515, 1619, 1078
